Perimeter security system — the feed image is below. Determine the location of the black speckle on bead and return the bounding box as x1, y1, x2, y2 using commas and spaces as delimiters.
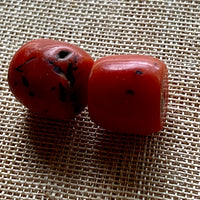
51, 86, 56, 90
29, 91, 34, 97
22, 76, 29, 87
74, 55, 79, 64
70, 92, 77, 102
154, 63, 158, 66
126, 89, 135, 95
135, 70, 143, 75
57, 50, 71, 59
59, 83, 67, 102
48, 60, 54, 65
14, 82, 18, 86
74, 105, 82, 114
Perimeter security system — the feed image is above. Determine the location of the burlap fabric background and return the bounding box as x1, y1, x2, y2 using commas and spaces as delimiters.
0, 0, 200, 199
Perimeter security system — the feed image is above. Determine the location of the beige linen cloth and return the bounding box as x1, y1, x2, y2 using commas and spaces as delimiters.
0, 0, 199, 199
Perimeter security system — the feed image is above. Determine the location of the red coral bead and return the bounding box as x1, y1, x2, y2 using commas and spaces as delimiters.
88, 55, 168, 135
8, 39, 94, 119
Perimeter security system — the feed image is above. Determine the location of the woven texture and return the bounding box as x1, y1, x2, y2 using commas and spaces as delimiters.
0, 0, 200, 199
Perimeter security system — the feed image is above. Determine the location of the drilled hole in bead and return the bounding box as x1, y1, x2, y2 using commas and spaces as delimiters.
57, 50, 71, 59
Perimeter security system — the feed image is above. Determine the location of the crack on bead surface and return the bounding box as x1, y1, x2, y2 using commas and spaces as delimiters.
53, 65, 65, 75
15, 57, 36, 72
49, 60, 78, 88
70, 91, 77, 102
66, 63, 78, 87
74, 105, 82, 114
59, 82, 67, 102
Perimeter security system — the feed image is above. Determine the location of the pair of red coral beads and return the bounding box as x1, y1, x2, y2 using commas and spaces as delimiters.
8, 39, 168, 135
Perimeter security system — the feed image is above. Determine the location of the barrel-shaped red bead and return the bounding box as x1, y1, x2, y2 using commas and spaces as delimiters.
88, 55, 168, 135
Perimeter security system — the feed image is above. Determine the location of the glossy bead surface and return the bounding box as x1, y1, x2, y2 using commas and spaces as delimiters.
8, 39, 94, 119
88, 55, 168, 135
